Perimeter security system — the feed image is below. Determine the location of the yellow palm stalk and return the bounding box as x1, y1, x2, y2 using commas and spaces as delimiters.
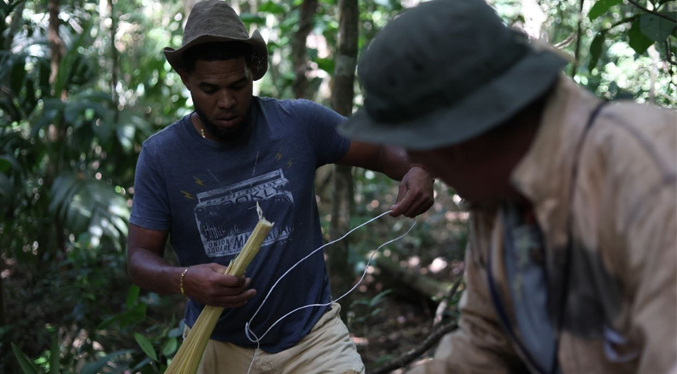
165, 203, 274, 374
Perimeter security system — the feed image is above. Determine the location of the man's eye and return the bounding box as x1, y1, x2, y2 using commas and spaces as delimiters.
203, 88, 216, 94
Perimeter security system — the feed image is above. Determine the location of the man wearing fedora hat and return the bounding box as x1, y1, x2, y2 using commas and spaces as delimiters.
339, 0, 677, 373
126, 0, 434, 373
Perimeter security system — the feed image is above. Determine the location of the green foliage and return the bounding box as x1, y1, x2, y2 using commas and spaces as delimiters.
134, 333, 159, 363
11, 343, 39, 374
629, 18, 655, 54
640, 13, 677, 42
1, 0, 674, 372
588, 0, 623, 20
348, 289, 394, 334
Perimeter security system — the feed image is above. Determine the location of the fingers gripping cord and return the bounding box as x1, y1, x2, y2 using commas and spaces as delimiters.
243, 211, 417, 374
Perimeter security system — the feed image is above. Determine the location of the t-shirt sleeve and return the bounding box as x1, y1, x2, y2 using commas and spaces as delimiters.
129, 143, 171, 231
290, 99, 350, 167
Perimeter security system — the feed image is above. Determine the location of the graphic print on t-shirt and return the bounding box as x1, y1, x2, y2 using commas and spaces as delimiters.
193, 169, 294, 257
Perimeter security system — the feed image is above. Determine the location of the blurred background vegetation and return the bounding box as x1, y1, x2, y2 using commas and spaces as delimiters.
0, 0, 674, 372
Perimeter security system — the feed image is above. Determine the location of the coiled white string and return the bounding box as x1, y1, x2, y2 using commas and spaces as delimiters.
242, 210, 417, 373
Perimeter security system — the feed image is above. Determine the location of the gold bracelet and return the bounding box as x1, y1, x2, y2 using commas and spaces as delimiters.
179, 267, 189, 296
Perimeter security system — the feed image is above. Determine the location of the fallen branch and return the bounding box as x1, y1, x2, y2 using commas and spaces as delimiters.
369, 320, 458, 374
375, 255, 453, 300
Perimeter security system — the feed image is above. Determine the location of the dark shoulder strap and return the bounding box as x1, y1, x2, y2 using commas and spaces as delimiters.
551, 100, 609, 374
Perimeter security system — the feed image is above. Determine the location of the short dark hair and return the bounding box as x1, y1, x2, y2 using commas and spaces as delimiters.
182, 42, 252, 72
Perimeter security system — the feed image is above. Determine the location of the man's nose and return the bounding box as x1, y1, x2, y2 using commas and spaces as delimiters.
217, 90, 236, 110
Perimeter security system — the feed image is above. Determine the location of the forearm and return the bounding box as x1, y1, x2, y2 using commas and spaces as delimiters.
378, 145, 418, 181
128, 247, 184, 296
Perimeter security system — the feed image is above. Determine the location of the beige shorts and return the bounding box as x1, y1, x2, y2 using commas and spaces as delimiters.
183, 302, 365, 374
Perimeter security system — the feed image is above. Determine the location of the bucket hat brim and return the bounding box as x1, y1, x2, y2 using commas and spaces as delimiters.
163, 30, 268, 81
339, 48, 568, 150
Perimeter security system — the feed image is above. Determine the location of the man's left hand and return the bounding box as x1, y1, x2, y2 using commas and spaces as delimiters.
390, 166, 434, 218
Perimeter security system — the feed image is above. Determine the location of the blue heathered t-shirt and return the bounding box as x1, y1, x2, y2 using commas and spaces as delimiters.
129, 97, 350, 353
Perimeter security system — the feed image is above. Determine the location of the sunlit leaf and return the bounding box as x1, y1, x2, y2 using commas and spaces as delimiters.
259, 1, 285, 14
134, 333, 158, 362
588, 0, 622, 20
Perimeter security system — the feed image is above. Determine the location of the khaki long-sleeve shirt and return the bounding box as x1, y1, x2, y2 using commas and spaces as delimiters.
410, 77, 677, 374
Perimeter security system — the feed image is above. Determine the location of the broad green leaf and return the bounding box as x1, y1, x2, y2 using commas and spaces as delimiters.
588, 31, 606, 71
588, 0, 622, 20
11, 343, 39, 374
162, 338, 178, 357
640, 13, 677, 42
126, 285, 141, 309
314, 57, 335, 74
629, 18, 654, 54
134, 333, 158, 362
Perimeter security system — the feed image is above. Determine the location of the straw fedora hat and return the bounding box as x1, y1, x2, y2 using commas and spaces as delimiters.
163, 0, 269, 80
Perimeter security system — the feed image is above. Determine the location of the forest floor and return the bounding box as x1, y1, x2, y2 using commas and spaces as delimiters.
346, 251, 465, 373
354, 295, 437, 373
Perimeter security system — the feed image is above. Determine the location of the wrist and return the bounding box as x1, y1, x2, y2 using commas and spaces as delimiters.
411, 164, 433, 179
179, 266, 190, 297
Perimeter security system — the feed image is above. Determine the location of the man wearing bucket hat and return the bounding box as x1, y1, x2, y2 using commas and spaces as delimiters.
126, 0, 434, 373
339, 0, 677, 373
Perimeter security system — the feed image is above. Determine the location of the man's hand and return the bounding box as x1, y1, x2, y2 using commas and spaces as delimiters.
182, 263, 257, 308
390, 166, 434, 217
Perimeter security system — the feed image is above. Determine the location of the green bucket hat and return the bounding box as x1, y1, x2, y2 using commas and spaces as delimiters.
163, 0, 269, 80
339, 0, 568, 150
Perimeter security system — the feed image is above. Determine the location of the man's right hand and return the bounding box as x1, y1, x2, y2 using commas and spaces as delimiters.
182, 263, 257, 308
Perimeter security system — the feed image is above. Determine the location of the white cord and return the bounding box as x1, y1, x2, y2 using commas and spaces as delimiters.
243, 211, 416, 373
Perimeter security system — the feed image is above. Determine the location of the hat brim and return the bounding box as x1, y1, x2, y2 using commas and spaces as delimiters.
163, 30, 269, 81
339, 49, 568, 150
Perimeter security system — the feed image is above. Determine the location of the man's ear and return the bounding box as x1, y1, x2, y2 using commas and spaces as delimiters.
177, 68, 191, 89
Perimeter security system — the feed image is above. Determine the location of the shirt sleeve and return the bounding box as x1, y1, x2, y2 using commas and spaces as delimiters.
624, 182, 677, 374
289, 99, 350, 167
129, 143, 172, 231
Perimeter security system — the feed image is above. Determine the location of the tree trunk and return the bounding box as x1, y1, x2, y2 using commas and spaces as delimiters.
292, 0, 318, 99
48, 0, 64, 88
46, 0, 67, 254
570, 0, 585, 78
328, 0, 358, 308
108, 0, 120, 124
